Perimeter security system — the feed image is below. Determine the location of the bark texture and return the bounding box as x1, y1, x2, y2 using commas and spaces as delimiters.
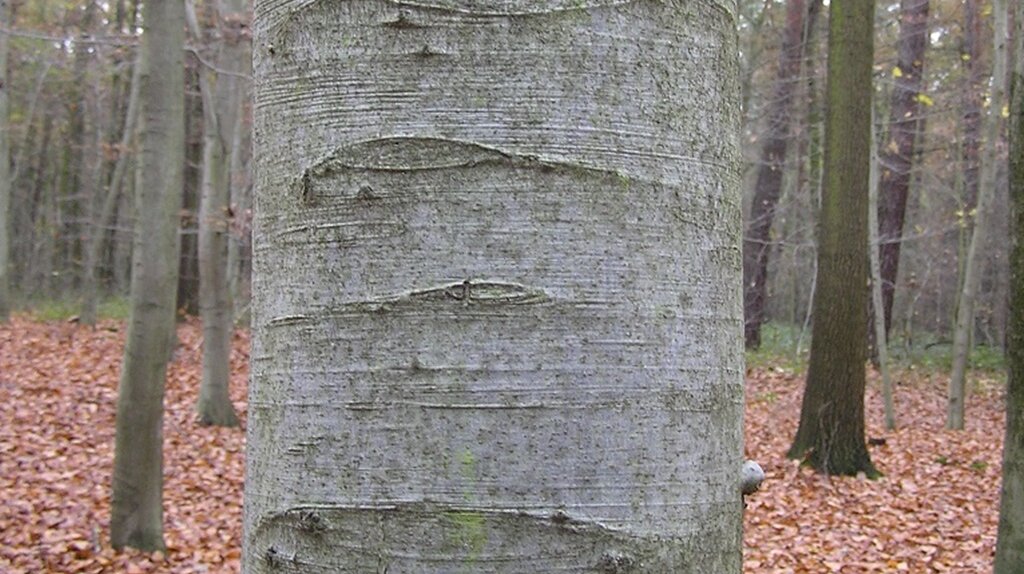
196, 127, 238, 426
876, 0, 929, 338
110, 0, 186, 552
742, 0, 815, 349
960, 0, 983, 214
244, 0, 745, 571
994, 0, 1024, 568
787, 0, 878, 476
947, 0, 1007, 431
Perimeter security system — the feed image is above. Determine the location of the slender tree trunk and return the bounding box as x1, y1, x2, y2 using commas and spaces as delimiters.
110, 0, 185, 552
107, 0, 129, 167
244, 1, 745, 571
947, 0, 1007, 431
0, 0, 10, 321
960, 0, 983, 215
177, 86, 202, 319
953, 0, 984, 338
788, 0, 878, 477
795, 0, 824, 357
28, 116, 52, 294
188, 0, 246, 426
994, 0, 1024, 568
11, 62, 51, 188
216, 1, 254, 324
876, 0, 930, 338
806, 2, 825, 216
59, 1, 96, 293
196, 126, 237, 425
743, 0, 817, 349
112, 167, 134, 293
226, 100, 251, 323
869, 112, 897, 430
81, 52, 142, 326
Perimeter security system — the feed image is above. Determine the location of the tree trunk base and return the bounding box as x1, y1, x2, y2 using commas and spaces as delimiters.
196, 400, 240, 428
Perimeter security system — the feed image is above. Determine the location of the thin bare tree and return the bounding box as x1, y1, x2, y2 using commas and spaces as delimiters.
110, 0, 185, 551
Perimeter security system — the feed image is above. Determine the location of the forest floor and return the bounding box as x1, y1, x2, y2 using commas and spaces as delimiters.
0, 317, 1006, 573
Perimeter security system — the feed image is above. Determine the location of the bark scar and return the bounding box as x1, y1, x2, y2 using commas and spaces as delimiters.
408, 279, 550, 306
292, 135, 635, 205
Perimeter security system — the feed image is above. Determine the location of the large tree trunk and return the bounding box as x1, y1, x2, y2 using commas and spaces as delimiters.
876, 0, 930, 338
109, 0, 185, 552
0, 0, 10, 321
947, 0, 1007, 431
244, 1, 745, 571
994, 0, 1024, 568
743, 0, 817, 349
788, 0, 878, 476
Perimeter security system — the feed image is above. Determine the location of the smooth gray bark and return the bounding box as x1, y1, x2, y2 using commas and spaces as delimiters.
226, 101, 252, 324
188, 0, 244, 427
244, 0, 745, 572
869, 112, 896, 430
221, 0, 254, 323
110, 0, 186, 552
947, 0, 1007, 430
0, 0, 10, 321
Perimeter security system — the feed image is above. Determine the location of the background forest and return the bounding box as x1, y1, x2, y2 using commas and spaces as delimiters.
0, 0, 1020, 572
0, 0, 1012, 360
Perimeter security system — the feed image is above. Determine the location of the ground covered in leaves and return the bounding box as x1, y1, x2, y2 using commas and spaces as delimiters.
0, 318, 1006, 572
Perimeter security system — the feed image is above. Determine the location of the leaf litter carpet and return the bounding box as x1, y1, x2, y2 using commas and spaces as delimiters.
0, 318, 1005, 572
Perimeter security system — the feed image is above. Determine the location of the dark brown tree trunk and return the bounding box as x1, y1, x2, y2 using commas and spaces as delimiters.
176, 71, 204, 316
876, 0, 930, 339
961, 0, 983, 214
788, 0, 878, 477
994, 1, 1024, 566
743, 0, 821, 349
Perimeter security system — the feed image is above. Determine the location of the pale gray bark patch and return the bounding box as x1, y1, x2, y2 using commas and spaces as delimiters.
246, 0, 743, 571
248, 503, 727, 573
